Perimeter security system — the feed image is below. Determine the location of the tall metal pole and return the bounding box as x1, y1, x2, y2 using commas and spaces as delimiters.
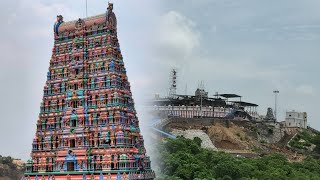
273, 90, 279, 121
200, 93, 203, 118
86, 0, 88, 17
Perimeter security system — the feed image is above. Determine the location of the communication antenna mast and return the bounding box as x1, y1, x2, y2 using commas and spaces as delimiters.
200, 80, 205, 89
169, 69, 177, 98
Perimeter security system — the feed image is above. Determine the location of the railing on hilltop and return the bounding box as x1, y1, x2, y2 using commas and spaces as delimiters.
150, 118, 176, 139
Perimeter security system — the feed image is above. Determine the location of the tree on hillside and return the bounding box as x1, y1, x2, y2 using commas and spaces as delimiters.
157, 137, 320, 180
312, 134, 320, 153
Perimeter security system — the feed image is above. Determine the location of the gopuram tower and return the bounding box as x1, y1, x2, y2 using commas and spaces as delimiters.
23, 3, 155, 180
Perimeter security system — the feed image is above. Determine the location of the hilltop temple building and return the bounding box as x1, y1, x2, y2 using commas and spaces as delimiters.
23, 3, 155, 180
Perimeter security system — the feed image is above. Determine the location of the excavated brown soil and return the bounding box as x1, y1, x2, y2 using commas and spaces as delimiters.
215, 140, 243, 150
206, 122, 263, 151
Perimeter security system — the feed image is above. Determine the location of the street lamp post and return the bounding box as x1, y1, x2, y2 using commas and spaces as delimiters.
200, 93, 203, 118
273, 90, 279, 121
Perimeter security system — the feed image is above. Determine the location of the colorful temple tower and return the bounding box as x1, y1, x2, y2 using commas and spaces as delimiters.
23, 3, 155, 180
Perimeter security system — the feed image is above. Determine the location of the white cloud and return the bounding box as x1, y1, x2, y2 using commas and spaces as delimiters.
154, 11, 200, 66
160, 11, 199, 49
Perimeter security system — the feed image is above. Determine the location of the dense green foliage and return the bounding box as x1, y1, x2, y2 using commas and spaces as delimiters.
156, 137, 320, 180
313, 134, 320, 153
289, 130, 314, 150
0, 155, 25, 179
289, 130, 320, 153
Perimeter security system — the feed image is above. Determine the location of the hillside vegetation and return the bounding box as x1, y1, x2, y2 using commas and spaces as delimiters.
155, 137, 320, 180
289, 130, 320, 153
0, 156, 25, 180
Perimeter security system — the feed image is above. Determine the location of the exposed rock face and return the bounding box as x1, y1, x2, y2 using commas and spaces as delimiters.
0, 156, 25, 180
171, 129, 217, 150
12, 159, 24, 170
256, 122, 283, 144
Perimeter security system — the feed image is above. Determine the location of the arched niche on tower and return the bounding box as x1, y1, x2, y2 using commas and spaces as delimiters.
63, 150, 78, 171
69, 113, 78, 127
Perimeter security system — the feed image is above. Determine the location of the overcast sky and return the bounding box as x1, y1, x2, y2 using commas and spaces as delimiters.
0, 0, 319, 161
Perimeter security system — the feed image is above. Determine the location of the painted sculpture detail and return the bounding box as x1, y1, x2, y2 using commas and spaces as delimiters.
23, 3, 155, 180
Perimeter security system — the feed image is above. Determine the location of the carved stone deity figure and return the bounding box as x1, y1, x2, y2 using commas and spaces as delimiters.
106, 3, 117, 30
113, 153, 118, 169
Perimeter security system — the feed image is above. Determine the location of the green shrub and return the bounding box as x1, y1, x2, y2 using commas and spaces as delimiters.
157, 137, 320, 180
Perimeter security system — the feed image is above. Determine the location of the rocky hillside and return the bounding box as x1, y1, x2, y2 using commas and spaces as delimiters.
171, 129, 217, 150
166, 120, 318, 161
0, 156, 25, 180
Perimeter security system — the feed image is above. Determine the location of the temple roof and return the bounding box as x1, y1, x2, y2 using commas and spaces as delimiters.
61, 13, 106, 27
58, 13, 107, 32
54, 3, 117, 36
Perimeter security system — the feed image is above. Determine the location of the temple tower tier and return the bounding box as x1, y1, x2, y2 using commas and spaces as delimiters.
23, 3, 155, 180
